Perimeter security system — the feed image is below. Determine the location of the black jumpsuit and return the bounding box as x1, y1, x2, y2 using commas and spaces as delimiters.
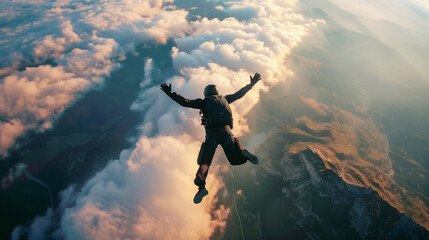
167, 84, 254, 188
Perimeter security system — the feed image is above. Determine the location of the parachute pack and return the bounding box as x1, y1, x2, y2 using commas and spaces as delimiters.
203, 95, 233, 128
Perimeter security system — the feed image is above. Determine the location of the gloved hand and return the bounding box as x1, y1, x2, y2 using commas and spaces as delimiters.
160, 83, 172, 95
250, 73, 261, 86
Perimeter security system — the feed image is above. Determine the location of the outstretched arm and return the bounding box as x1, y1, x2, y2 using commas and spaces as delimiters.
225, 73, 261, 103
160, 83, 203, 109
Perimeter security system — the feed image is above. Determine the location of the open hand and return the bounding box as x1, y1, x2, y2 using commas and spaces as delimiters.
250, 73, 261, 86
160, 83, 172, 95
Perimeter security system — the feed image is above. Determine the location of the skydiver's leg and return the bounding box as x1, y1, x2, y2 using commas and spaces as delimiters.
194, 136, 217, 188
193, 138, 216, 204
222, 130, 248, 165
194, 163, 210, 188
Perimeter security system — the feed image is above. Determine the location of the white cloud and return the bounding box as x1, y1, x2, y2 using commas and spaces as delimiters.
61, 135, 229, 240
15, 135, 228, 240
140, 58, 154, 89
11, 185, 80, 240
169, 0, 314, 136
27, 208, 54, 240
33, 21, 81, 60
1, 162, 27, 189
0, 119, 26, 155
0, 0, 189, 156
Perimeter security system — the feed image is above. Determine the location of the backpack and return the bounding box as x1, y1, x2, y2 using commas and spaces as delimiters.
204, 95, 233, 128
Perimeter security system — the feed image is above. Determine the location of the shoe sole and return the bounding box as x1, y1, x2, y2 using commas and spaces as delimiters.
243, 149, 259, 165
193, 188, 208, 204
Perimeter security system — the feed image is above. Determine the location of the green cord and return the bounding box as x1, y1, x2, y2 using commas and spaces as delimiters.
230, 165, 245, 240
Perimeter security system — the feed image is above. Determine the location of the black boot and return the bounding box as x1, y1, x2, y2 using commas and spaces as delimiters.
242, 149, 259, 164
193, 187, 209, 204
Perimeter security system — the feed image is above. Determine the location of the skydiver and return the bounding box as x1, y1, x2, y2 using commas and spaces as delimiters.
160, 73, 261, 204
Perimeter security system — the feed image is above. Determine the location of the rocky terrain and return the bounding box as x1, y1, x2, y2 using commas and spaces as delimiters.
217, 138, 429, 239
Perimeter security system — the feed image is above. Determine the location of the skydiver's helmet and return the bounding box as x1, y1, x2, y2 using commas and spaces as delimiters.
204, 84, 219, 97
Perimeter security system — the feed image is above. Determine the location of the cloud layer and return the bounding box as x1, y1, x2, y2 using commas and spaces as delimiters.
0, 0, 189, 157
9, 0, 317, 239
59, 135, 228, 240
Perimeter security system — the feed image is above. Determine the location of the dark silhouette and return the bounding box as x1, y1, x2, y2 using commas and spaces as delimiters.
160, 73, 261, 204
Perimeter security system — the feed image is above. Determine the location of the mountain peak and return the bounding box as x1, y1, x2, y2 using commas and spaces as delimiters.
278, 147, 429, 239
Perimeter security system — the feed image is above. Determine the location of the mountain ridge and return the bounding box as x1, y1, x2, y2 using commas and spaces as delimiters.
218, 144, 429, 239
